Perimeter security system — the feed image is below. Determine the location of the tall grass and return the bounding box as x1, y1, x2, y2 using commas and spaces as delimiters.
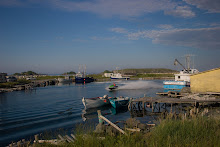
148, 117, 220, 147
33, 117, 220, 147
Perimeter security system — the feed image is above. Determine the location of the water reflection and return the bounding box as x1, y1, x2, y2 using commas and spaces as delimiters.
82, 105, 129, 121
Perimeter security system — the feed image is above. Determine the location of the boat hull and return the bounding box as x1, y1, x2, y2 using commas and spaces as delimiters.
75, 77, 94, 83
82, 97, 110, 109
163, 81, 190, 91
109, 97, 130, 109
110, 77, 130, 80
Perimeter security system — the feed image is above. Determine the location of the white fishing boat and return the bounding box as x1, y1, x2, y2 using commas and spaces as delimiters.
110, 67, 130, 80
110, 73, 130, 80
163, 55, 199, 91
82, 95, 111, 109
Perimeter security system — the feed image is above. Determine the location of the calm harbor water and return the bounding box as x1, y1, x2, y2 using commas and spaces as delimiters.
0, 80, 163, 146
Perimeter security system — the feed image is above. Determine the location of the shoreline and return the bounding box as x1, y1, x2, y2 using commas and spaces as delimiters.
0, 77, 174, 93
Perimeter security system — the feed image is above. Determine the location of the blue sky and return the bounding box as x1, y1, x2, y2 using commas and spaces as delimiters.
1, 0, 220, 74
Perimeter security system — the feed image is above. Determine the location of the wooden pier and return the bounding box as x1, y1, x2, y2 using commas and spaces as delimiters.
129, 97, 220, 117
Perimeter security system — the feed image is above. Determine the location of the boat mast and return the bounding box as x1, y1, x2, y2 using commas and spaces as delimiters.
185, 54, 191, 71
84, 64, 86, 78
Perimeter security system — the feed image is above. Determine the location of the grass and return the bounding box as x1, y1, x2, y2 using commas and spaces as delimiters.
133, 73, 174, 78
87, 74, 109, 80
36, 76, 65, 80
147, 117, 220, 147
0, 79, 31, 88
33, 116, 220, 147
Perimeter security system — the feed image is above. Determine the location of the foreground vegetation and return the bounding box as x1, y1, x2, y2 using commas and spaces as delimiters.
34, 116, 220, 147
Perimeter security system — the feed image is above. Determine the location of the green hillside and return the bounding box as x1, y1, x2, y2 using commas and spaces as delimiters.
118, 68, 177, 74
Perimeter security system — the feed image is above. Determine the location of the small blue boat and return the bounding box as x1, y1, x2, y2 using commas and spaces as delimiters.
109, 96, 130, 109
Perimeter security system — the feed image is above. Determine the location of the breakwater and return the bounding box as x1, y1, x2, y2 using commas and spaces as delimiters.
0, 79, 58, 93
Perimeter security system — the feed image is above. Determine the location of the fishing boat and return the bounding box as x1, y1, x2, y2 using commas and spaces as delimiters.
82, 95, 111, 109
110, 73, 130, 80
110, 67, 130, 80
109, 83, 118, 90
109, 96, 130, 109
75, 65, 94, 83
163, 55, 199, 92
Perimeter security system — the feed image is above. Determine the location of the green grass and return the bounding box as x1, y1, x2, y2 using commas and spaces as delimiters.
147, 117, 220, 147
133, 73, 174, 78
87, 74, 109, 80
120, 68, 177, 73
0, 79, 31, 88
31, 117, 220, 147
36, 76, 65, 80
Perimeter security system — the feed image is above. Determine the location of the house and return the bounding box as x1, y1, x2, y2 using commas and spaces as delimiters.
103, 73, 114, 77
6, 76, 17, 82
0, 73, 7, 83
190, 67, 220, 93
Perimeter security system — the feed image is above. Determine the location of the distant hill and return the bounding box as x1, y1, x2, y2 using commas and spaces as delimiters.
13, 71, 38, 76
117, 68, 177, 74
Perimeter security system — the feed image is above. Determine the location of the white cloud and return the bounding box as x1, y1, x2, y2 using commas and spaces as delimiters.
0, 0, 196, 18
47, 0, 177, 17
110, 28, 128, 34
111, 27, 220, 50
157, 24, 173, 29
90, 36, 118, 41
164, 6, 195, 18
149, 27, 220, 50
184, 0, 220, 13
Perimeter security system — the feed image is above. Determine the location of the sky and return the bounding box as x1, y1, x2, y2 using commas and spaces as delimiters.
1, 0, 220, 74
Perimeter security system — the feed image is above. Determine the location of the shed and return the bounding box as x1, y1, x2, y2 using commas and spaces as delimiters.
190, 68, 220, 93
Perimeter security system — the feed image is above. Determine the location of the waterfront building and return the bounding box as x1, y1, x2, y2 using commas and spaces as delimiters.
103, 73, 114, 77
190, 67, 220, 93
6, 76, 17, 82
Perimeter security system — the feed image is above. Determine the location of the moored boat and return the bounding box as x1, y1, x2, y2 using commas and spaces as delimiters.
75, 65, 94, 83
110, 73, 130, 80
82, 95, 110, 109
109, 96, 130, 109
163, 55, 199, 92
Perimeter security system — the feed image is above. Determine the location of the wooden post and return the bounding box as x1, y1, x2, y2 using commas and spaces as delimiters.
97, 110, 104, 124
99, 115, 127, 135
130, 101, 133, 111
170, 103, 173, 113
138, 102, 141, 110
34, 134, 39, 143
142, 102, 145, 116
152, 102, 154, 112
17, 141, 21, 147
158, 103, 160, 112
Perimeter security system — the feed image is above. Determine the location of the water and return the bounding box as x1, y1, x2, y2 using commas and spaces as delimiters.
0, 80, 163, 146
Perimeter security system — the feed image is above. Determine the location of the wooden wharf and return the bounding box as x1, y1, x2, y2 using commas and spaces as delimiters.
129, 97, 220, 116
